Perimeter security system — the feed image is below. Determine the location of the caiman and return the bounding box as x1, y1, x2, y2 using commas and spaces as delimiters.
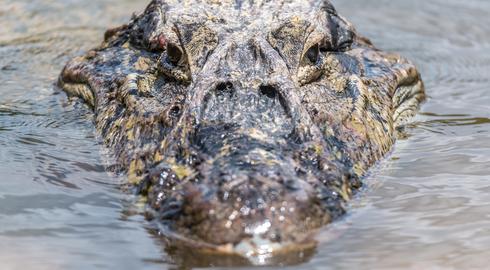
58, 0, 425, 260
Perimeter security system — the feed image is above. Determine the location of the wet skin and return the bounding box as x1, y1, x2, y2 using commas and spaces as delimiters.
59, 0, 425, 259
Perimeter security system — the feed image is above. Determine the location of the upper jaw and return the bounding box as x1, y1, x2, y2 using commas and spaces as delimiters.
147, 132, 355, 258
154, 177, 323, 263
159, 220, 319, 267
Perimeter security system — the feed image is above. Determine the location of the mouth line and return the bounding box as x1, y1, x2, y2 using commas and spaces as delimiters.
392, 74, 425, 125
57, 77, 97, 108
155, 221, 318, 261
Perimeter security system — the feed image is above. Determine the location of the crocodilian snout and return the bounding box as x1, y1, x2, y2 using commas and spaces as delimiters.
144, 40, 352, 262
149, 80, 347, 262
155, 144, 334, 259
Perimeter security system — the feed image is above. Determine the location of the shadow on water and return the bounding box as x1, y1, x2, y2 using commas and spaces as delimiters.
158, 241, 316, 268
418, 112, 490, 127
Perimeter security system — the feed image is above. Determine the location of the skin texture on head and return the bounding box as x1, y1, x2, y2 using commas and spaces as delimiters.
59, 0, 425, 259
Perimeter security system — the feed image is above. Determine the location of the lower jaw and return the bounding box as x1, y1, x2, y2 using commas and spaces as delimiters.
230, 233, 318, 259
157, 223, 318, 266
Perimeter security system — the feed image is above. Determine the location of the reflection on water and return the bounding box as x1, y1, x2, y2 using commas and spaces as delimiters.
1, 0, 489, 269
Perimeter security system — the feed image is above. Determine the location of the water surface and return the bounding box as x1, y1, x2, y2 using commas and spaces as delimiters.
1, 0, 489, 269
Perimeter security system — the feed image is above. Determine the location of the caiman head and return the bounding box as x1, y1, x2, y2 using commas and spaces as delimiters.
59, 0, 425, 260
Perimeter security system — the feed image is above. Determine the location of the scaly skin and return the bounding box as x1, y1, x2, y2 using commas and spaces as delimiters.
59, 0, 425, 258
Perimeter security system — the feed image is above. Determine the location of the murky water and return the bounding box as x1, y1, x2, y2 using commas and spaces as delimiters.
1, 0, 489, 269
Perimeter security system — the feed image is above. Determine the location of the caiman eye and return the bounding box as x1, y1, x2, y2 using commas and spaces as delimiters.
159, 42, 191, 83
298, 43, 323, 85
304, 43, 320, 64
321, 37, 353, 53
336, 36, 353, 52
167, 43, 184, 65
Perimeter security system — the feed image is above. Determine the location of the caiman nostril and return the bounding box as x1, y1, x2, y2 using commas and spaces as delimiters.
215, 82, 234, 97
215, 82, 233, 100
259, 85, 278, 99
